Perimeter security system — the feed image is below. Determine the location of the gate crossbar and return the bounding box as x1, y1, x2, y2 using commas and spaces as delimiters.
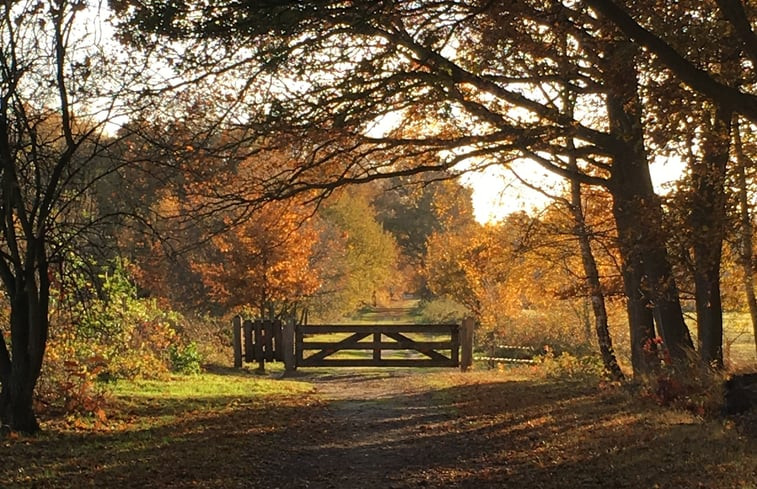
296, 324, 460, 368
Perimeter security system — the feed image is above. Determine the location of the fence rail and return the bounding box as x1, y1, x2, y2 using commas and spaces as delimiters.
232, 318, 283, 371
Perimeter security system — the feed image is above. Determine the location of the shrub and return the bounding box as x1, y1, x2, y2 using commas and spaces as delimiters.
636, 337, 725, 416
35, 351, 109, 423
173, 313, 231, 365
169, 342, 203, 375
38, 260, 191, 418
537, 350, 606, 382
416, 298, 469, 323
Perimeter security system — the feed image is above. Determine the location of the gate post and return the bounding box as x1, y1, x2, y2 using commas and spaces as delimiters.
232, 316, 242, 368
253, 320, 265, 372
461, 317, 474, 372
373, 332, 381, 362
282, 318, 296, 374
243, 319, 254, 363
264, 320, 275, 362
451, 324, 460, 367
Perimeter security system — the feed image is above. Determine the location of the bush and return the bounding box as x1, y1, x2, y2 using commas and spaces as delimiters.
169, 342, 203, 375
38, 260, 193, 418
416, 298, 469, 323
537, 350, 606, 382
172, 313, 232, 366
35, 352, 109, 423
635, 337, 726, 416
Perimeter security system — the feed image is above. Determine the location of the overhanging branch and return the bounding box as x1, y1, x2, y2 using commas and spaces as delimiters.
585, 0, 757, 121
519, 148, 608, 188
715, 0, 757, 68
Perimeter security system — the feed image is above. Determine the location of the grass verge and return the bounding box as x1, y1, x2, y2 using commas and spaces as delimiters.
0, 368, 314, 488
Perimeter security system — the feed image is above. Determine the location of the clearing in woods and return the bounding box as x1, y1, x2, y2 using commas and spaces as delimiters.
0, 302, 755, 488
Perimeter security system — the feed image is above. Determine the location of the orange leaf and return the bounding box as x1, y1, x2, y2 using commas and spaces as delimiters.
95, 408, 107, 422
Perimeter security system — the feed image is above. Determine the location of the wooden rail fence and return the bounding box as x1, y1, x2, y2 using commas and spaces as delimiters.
232, 317, 475, 372
475, 345, 540, 365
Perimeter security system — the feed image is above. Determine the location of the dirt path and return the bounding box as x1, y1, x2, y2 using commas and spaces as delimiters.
283, 370, 460, 488
247, 369, 756, 489
2, 368, 754, 488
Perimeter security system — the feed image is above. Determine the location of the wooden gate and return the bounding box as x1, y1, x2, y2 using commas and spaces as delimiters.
233, 318, 474, 371
296, 323, 462, 368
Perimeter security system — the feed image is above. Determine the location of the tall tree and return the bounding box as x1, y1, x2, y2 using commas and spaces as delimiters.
372, 174, 476, 295
630, 0, 745, 368
557, 33, 623, 379
568, 154, 624, 380
312, 188, 398, 318
193, 201, 321, 319
0, 1, 144, 432
733, 119, 757, 359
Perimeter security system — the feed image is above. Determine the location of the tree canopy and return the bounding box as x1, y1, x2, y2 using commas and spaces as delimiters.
108, 0, 751, 371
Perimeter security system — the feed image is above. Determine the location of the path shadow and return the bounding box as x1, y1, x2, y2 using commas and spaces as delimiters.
3, 371, 754, 488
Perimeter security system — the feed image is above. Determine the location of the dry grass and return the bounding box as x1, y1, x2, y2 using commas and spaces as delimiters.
1, 367, 754, 488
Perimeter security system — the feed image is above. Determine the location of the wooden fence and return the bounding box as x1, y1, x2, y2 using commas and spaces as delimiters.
232, 317, 474, 371
474, 345, 540, 365
232, 318, 285, 371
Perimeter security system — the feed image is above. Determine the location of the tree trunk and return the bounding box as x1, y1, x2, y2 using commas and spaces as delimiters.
612, 201, 657, 375
0, 296, 42, 433
689, 106, 731, 368
0, 268, 49, 434
571, 178, 624, 381
734, 119, 757, 360
0, 367, 39, 434
557, 31, 624, 380
604, 39, 693, 371
642, 234, 695, 362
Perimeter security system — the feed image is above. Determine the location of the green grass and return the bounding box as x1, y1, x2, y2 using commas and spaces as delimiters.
2, 371, 319, 489
112, 370, 309, 400
346, 299, 424, 324
101, 369, 312, 431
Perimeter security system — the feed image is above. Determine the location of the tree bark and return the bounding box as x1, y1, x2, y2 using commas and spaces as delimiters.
734, 119, 757, 360
612, 198, 657, 375
604, 40, 694, 372
689, 107, 731, 367
0, 275, 47, 434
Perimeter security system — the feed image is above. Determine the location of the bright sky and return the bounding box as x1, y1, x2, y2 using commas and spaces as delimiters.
464, 155, 687, 224
461, 162, 560, 223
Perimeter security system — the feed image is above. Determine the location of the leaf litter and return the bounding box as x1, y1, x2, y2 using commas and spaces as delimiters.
0, 368, 755, 488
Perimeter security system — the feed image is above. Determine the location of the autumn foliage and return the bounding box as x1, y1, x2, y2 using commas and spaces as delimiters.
192, 201, 321, 318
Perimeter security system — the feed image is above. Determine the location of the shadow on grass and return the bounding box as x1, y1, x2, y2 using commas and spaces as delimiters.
2, 373, 755, 489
